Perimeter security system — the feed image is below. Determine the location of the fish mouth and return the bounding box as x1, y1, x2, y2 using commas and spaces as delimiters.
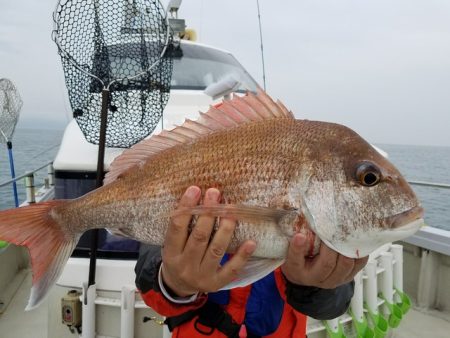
384, 205, 424, 228
314, 206, 425, 259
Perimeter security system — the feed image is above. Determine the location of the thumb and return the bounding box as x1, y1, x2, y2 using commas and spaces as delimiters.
287, 233, 309, 262
282, 233, 309, 284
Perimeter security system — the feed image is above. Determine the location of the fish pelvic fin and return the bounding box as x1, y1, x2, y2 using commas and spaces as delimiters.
0, 201, 79, 310
170, 204, 296, 224
220, 257, 285, 290
104, 89, 293, 185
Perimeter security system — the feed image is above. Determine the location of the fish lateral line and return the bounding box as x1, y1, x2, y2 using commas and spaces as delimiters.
170, 204, 298, 224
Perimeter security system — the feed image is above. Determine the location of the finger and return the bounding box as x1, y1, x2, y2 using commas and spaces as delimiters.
343, 256, 368, 284
183, 188, 221, 262
216, 240, 256, 288
279, 234, 309, 284
307, 243, 338, 286
321, 254, 355, 288
201, 217, 236, 272
287, 233, 308, 265
283, 233, 308, 274
163, 186, 201, 258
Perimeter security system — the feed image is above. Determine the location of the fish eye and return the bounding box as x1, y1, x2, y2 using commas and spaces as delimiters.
356, 162, 382, 187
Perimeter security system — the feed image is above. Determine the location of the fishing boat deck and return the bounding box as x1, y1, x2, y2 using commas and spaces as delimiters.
391, 307, 450, 338
1, 270, 449, 338
0, 271, 48, 338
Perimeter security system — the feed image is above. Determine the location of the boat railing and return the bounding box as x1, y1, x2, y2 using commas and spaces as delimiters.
0, 161, 54, 205
408, 180, 450, 189
403, 180, 450, 256
1, 164, 448, 205
308, 243, 408, 337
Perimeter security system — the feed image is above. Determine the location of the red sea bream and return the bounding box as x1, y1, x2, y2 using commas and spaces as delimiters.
0, 90, 424, 309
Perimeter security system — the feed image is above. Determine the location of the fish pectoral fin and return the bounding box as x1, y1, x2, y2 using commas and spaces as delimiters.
219, 257, 285, 290
171, 204, 296, 224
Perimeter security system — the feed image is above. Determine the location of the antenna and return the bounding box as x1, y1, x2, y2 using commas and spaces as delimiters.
256, 0, 266, 90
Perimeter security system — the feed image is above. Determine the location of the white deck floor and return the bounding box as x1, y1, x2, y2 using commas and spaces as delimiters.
0, 271, 449, 338
392, 307, 450, 338
0, 272, 48, 338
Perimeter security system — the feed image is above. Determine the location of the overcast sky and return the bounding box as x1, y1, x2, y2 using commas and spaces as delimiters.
1, 0, 449, 147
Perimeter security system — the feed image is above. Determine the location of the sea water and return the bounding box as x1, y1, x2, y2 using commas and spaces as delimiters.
377, 144, 450, 232
0, 128, 448, 231
0, 128, 62, 209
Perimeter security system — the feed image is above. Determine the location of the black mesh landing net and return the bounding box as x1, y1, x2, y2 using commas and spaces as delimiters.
53, 0, 173, 148
0, 78, 23, 143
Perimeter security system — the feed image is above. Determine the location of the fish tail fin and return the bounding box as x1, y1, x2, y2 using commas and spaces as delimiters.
0, 201, 79, 310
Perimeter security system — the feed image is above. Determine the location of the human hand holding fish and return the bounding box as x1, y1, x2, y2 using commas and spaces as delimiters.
281, 234, 368, 289
161, 186, 257, 297
162, 186, 368, 298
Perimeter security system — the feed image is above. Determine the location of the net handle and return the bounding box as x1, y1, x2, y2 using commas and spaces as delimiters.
51, 0, 172, 90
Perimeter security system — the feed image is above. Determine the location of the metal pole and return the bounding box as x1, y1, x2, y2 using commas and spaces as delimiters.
6, 141, 19, 207
256, 0, 266, 91
88, 88, 109, 287
96, 89, 109, 187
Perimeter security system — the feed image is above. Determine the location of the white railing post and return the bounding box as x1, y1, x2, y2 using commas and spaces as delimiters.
418, 250, 439, 308
121, 286, 136, 338
351, 271, 364, 322
25, 172, 35, 203
82, 282, 96, 338
391, 244, 403, 302
364, 260, 378, 316
364, 259, 390, 335
380, 252, 394, 315
47, 163, 55, 186
327, 318, 339, 331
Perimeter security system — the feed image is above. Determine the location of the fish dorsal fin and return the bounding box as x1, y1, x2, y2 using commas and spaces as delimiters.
104, 89, 294, 185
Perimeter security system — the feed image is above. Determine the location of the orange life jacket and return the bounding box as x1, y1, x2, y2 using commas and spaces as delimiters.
163, 269, 307, 338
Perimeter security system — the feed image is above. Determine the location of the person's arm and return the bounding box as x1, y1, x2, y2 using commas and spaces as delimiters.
135, 246, 208, 317
281, 233, 368, 320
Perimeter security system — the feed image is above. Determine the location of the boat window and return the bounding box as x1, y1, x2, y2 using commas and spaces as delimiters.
106, 41, 259, 92
73, 230, 140, 260
171, 42, 259, 92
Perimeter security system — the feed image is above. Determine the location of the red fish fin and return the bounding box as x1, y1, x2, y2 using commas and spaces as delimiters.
171, 204, 296, 224
104, 90, 293, 185
220, 257, 285, 290
0, 201, 79, 310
